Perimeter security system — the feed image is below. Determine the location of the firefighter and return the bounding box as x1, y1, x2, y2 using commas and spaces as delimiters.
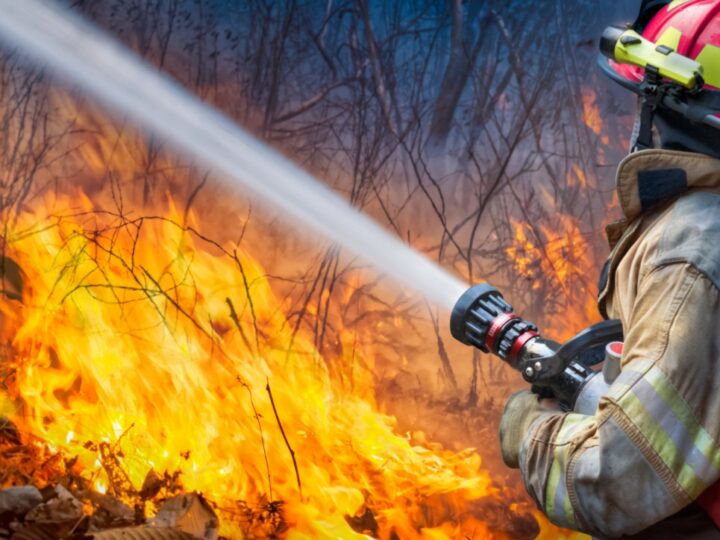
498, 1, 720, 538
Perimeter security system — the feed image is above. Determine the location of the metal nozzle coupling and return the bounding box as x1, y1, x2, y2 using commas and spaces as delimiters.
450, 284, 539, 367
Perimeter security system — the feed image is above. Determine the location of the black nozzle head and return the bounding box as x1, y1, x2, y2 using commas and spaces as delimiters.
600, 25, 626, 60
450, 283, 501, 345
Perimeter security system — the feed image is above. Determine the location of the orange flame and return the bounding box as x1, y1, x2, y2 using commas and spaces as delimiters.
581, 87, 610, 147
0, 92, 596, 539
0, 189, 510, 538
505, 216, 599, 341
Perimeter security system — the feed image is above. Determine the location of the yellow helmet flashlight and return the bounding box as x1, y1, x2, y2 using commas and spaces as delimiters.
600, 25, 704, 90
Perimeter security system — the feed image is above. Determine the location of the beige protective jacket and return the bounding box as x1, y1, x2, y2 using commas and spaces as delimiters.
519, 149, 720, 538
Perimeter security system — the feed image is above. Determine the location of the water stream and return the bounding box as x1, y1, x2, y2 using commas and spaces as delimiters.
0, 0, 468, 309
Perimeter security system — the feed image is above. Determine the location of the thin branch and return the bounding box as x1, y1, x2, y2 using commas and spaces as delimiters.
238, 377, 273, 501
266, 379, 302, 499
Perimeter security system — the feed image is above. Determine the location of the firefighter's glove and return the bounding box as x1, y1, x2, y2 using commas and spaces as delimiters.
499, 390, 552, 469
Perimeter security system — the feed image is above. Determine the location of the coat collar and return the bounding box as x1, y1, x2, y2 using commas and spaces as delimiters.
616, 149, 720, 221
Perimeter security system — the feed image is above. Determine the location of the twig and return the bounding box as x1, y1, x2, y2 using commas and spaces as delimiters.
69, 422, 136, 536
183, 171, 209, 225
232, 249, 261, 353
226, 297, 253, 351
265, 379, 302, 499
238, 377, 273, 500
425, 302, 457, 390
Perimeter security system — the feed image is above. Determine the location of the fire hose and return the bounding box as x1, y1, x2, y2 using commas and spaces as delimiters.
450, 284, 623, 414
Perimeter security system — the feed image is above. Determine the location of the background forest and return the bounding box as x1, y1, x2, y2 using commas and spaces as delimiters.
0, 1, 644, 538
57, 0, 640, 412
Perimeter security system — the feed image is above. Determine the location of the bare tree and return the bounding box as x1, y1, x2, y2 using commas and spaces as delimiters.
28, 0, 638, 401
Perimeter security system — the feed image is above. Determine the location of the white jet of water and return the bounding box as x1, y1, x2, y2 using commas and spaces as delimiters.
0, 0, 468, 309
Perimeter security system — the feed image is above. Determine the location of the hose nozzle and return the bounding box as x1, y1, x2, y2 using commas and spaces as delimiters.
450, 284, 625, 410
450, 284, 540, 368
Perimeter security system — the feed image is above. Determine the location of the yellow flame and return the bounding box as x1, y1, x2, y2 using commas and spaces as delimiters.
2, 190, 500, 538
506, 216, 599, 341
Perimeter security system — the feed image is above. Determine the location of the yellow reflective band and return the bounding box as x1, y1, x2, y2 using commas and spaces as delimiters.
557, 414, 589, 444
607, 359, 654, 400
656, 27, 683, 52
619, 366, 720, 499
545, 449, 577, 528
607, 380, 633, 400
668, 0, 694, 10
696, 44, 720, 88
621, 391, 701, 497
543, 415, 593, 528
644, 367, 720, 473
546, 460, 563, 522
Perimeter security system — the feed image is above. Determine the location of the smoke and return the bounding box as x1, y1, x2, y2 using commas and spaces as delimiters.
0, 0, 468, 309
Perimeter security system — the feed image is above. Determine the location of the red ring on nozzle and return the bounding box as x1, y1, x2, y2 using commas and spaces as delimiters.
508, 330, 539, 364
608, 341, 624, 356
486, 312, 518, 352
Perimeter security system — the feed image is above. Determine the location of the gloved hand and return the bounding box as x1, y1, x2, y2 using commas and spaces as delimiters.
499, 390, 558, 468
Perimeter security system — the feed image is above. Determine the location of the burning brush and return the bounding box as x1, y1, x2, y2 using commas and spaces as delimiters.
0, 193, 556, 539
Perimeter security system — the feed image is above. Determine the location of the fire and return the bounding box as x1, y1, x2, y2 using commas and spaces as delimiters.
580, 87, 610, 146
505, 216, 599, 341
566, 164, 592, 189
0, 189, 510, 538
0, 88, 599, 538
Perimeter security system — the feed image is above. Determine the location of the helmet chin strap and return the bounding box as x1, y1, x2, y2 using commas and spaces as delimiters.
632, 99, 655, 152
634, 97, 656, 151
632, 66, 667, 153
631, 98, 659, 153
630, 108, 642, 153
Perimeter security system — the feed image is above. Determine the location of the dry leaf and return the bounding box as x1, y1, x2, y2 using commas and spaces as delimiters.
82, 527, 196, 540
150, 494, 218, 540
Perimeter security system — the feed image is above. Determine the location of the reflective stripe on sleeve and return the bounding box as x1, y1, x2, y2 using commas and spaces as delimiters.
618, 365, 720, 499
606, 358, 655, 400
544, 414, 594, 528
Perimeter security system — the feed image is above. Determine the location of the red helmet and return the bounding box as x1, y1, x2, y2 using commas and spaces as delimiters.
599, 0, 720, 157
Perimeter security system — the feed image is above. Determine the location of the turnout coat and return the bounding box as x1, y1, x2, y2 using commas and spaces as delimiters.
519, 149, 720, 538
